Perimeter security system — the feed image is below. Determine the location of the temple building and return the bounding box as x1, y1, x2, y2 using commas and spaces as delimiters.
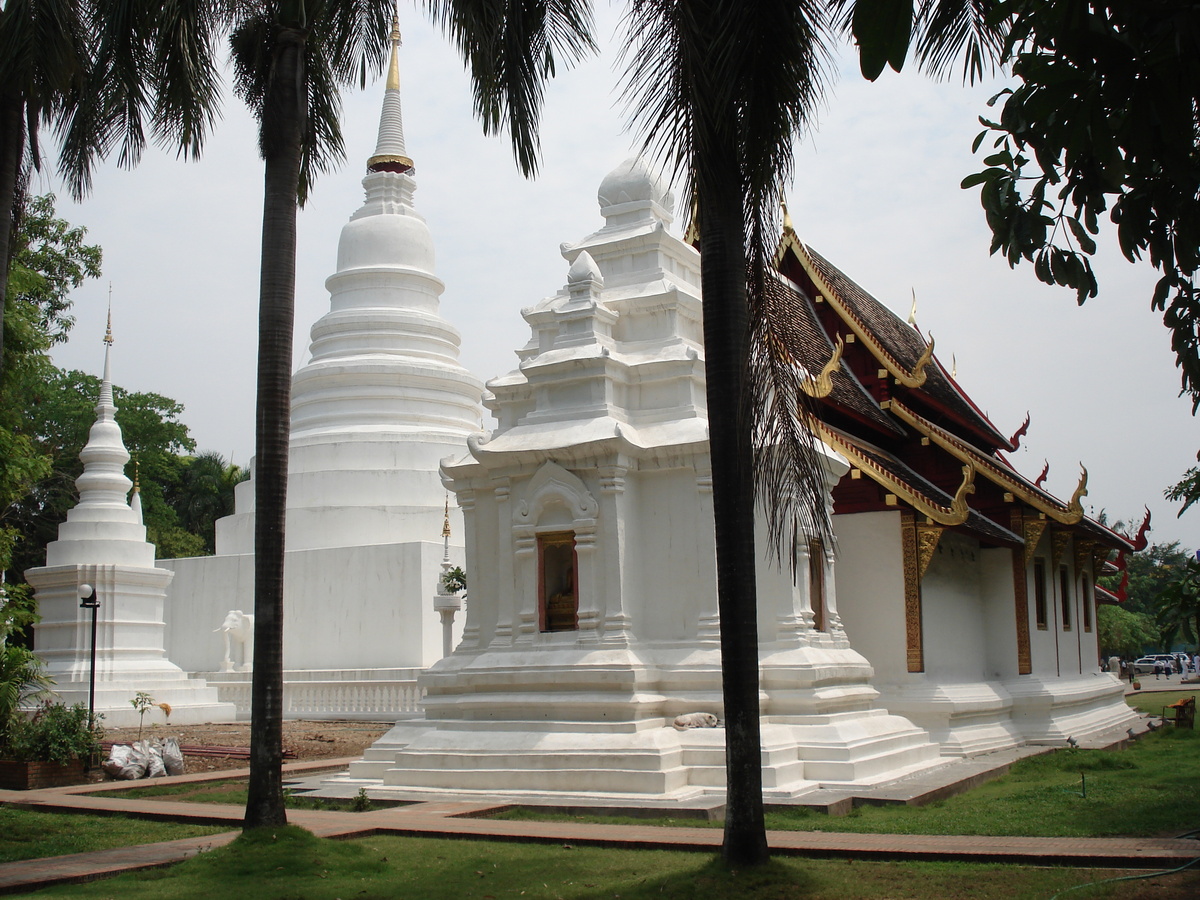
157, 20, 483, 715
337, 159, 1138, 801
772, 228, 1140, 754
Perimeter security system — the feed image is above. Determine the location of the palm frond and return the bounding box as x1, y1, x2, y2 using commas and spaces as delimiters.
149, 0, 227, 160
425, 0, 597, 177
58, 0, 159, 200
298, 38, 345, 205
913, 0, 1005, 84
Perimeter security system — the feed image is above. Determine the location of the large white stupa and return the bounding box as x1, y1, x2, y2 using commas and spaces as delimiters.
27, 322, 234, 727
160, 22, 484, 714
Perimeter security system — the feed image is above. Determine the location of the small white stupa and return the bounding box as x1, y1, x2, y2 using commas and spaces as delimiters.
159, 18, 484, 713
26, 314, 234, 727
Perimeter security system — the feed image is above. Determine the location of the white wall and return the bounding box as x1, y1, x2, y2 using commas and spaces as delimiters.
833, 510, 908, 681
160, 540, 459, 673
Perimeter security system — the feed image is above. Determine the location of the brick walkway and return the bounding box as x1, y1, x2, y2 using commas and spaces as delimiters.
2, 759, 1198, 895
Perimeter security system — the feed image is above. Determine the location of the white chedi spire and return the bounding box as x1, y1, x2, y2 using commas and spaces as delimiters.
44, 314, 153, 567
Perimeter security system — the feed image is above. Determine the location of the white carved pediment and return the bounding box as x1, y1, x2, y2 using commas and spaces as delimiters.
514, 461, 599, 526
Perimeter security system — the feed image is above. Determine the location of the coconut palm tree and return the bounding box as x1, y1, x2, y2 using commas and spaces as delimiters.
613, 0, 1004, 865
0, 0, 87, 373
230, 0, 599, 828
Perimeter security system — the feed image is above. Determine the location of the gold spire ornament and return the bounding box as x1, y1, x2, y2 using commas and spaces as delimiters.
366, 9, 414, 173
104, 285, 114, 346
442, 496, 451, 539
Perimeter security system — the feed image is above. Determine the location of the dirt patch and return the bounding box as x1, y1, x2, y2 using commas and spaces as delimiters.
96, 720, 392, 777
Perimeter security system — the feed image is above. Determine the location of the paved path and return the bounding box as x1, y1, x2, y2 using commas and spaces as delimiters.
2, 758, 1198, 895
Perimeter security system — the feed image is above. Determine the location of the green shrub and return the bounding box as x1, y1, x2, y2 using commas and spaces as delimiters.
6, 702, 103, 764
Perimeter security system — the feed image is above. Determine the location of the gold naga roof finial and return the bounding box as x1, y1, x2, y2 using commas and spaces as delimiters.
442, 495, 451, 539
910, 332, 934, 385
1064, 464, 1089, 523
104, 284, 114, 346
781, 196, 795, 233
800, 334, 844, 399
907, 288, 917, 326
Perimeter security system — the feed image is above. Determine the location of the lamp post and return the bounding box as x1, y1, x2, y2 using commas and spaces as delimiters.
77, 583, 99, 726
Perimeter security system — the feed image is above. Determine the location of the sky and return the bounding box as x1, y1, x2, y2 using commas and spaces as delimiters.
37, 8, 1196, 549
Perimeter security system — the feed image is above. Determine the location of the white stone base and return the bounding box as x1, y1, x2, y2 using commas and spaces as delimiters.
1006, 672, 1141, 744
875, 673, 1139, 755
340, 642, 943, 800
875, 681, 1026, 757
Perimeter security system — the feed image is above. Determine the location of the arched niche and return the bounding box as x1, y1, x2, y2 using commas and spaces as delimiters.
512, 462, 600, 641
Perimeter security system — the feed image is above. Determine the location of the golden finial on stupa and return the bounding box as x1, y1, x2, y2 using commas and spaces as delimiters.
441, 496, 451, 539
386, 12, 402, 91
104, 285, 114, 346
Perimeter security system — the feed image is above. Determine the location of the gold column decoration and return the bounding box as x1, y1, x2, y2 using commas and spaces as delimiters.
1073, 539, 1095, 580
1022, 515, 1049, 568
1010, 509, 1032, 673
901, 512, 924, 673
1091, 547, 1110, 582
1050, 529, 1071, 569
799, 334, 845, 399
915, 522, 944, 578
1012, 550, 1033, 675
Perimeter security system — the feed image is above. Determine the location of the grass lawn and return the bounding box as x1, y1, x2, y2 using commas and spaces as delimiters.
496, 727, 1200, 839
0, 807, 228, 863
99, 778, 398, 812
26, 826, 1200, 900
1127, 690, 1197, 717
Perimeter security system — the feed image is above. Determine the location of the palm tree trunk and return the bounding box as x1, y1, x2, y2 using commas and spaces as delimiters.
697, 139, 770, 865
244, 24, 306, 832
0, 94, 25, 373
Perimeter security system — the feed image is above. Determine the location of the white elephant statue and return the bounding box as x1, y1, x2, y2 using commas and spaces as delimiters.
216, 609, 254, 672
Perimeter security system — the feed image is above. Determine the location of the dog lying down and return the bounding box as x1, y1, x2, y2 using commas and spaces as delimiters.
673, 712, 720, 731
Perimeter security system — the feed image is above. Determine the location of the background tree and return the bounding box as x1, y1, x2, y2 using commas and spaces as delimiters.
169, 450, 246, 554
1096, 604, 1157, 658
0, 193, 98, 637
1155, 552, 1200, 651
0, 0, 87, 371
957, 2, 1200, 511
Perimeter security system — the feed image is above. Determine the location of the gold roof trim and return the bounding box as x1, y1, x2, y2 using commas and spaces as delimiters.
800, 334, 844, 399
889, 399, 1087, 524
367, 152, 415, 169
816, 423, 974, 526
781, 236, 930, 387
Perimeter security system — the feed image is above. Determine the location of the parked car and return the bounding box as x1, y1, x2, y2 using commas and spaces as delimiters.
1131, 656, 1174, 674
